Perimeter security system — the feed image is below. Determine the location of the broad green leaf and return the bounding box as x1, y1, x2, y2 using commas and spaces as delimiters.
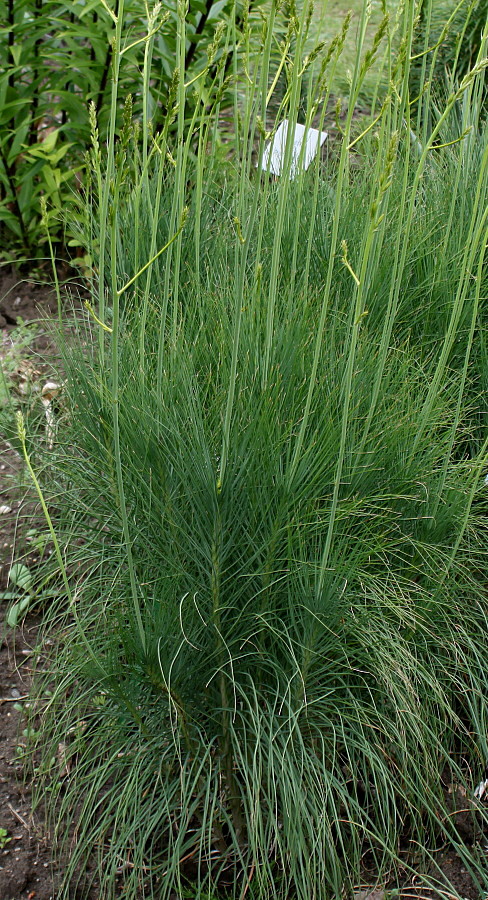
6, 595, 31, 628
39, 127, 61, 154
6, 122, 30, 165
10, 45, 22, 66
8, 563, 33, 592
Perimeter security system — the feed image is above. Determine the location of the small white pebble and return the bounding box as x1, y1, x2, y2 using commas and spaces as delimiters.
0, 505, 11, 515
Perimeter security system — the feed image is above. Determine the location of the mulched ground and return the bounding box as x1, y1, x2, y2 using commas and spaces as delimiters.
0, 265, 486, 900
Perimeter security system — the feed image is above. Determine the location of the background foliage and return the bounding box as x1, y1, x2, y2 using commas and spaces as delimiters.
0, 0, 238, 256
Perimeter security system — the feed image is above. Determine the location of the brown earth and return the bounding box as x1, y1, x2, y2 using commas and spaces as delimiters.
0, 265, 64, 900
0, 607, 58, 900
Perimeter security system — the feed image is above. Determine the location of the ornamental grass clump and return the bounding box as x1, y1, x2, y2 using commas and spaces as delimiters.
25, 1, 488, 898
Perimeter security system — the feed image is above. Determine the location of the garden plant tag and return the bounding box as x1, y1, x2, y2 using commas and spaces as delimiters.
260, 120, 327, 179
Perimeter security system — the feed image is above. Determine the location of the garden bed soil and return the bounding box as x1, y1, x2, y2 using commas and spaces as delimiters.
0, 266, 486, 900
0, 266, 64, 900
0, 607, 59, 900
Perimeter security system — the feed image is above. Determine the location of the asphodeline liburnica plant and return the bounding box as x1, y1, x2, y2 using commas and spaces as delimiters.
25, 2, 488, 899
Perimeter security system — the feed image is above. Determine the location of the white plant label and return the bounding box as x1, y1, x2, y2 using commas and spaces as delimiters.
260, 120, 328, 179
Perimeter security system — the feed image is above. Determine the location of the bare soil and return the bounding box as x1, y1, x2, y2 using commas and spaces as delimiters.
0, 265, 65, 899
0, 607, 58, 900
